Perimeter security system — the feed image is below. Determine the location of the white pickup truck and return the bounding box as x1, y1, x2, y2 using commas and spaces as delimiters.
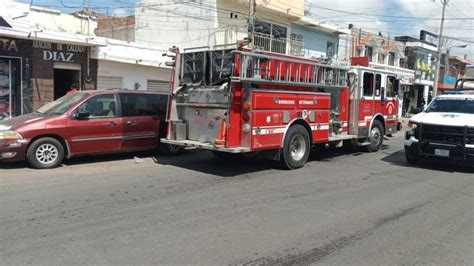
404, 93, 474, 164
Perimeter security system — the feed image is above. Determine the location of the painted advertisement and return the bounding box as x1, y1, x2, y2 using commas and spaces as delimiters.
414, 50, 436, 82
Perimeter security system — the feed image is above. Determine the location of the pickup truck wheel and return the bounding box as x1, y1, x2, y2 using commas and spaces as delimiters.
27, 137, 65, 169
404, 148, 420, 164
366, 120, 384, 152
159, 143, 183, 156
280, 125, 310, 170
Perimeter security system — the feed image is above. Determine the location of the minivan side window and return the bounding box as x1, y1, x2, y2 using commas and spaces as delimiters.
77, 94, 117, 118
120, 93, 169, 117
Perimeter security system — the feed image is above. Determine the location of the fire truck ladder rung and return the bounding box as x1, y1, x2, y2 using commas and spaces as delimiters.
236, 52, 350, 88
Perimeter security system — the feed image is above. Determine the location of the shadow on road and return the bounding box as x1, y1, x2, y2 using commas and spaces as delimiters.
153, 150, 275, 177
0, 151, 159, 170
308, 144, 390, 162
0, 161, 28, 170
154, 145, 393, 177
381, 149, 474, 173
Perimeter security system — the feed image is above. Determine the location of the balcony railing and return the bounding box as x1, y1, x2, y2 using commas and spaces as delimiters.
213, 28, 304, 56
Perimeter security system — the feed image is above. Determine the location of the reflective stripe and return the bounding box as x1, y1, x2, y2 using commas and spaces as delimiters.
310, 124, 330, 130
252, 127, 286, 136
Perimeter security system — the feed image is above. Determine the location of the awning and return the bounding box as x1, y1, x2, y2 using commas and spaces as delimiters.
0, 1, 106, 46
92, 38, 171, 68
0, 16, 12, 28
0, 26, 106, 46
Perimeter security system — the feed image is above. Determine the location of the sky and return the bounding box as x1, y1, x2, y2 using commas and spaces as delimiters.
15, 0, 474, 59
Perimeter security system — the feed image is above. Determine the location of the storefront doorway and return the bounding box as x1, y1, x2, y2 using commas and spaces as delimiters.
53, 64, 80, 100
0, 57, 21, 120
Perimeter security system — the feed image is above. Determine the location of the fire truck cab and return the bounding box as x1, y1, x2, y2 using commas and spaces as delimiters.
162, 43, 401, 169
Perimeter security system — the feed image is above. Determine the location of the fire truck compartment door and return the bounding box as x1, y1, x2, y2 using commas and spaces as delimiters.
187, 107, 226, 143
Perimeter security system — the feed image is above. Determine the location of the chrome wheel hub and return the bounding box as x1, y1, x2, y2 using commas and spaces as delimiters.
36, 144, 59, 165
370, 127, 381, 147
289, 135, 306, 161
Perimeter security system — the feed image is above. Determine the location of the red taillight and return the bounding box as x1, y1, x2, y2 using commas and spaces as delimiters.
243, 113, 250, 122
242, 101, 251, 111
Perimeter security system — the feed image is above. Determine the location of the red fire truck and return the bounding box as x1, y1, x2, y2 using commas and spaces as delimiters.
161, 42, 401, 169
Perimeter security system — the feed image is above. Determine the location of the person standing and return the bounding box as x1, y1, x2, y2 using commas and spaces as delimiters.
67, 82, 79, 95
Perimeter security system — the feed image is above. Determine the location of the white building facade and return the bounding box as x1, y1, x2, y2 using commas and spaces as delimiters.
93, 39, 172, 91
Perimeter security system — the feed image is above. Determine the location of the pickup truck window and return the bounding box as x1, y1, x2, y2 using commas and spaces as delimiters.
425, 98, 474, 114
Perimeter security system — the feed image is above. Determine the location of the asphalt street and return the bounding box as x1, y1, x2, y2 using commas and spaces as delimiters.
1, 133, 473, 265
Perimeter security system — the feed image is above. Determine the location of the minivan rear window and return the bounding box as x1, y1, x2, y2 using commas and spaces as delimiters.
120, 93, 168, 117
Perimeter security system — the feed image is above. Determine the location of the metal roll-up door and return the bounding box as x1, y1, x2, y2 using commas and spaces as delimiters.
97, 76, 123, 90
147, 79, 170, 91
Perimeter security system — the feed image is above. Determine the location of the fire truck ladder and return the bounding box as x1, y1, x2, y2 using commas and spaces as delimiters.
236, 51, 349, 88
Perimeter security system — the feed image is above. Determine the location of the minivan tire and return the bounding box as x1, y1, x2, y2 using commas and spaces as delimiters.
27, 137, 65, 169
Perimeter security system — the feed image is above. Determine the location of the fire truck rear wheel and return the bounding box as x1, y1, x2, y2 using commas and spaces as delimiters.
366, 120, 384, 152
280, 125, 310, 170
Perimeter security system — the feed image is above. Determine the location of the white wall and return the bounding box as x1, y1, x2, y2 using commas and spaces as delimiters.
95, 25, 135, 42
135, 0, 218, 48
2, 0, 97, 36
98, 60, 171, 90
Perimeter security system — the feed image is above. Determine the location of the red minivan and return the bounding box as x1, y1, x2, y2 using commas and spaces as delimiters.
0, 90, 182, 169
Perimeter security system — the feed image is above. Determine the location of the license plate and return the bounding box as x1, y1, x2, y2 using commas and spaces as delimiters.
435, 149, 450, 157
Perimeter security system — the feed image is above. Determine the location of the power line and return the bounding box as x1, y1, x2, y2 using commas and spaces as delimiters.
305, 2, 474, 20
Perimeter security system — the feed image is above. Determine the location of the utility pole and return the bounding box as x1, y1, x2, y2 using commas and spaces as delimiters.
248, 0, 256, 42
432, 0, 449, 97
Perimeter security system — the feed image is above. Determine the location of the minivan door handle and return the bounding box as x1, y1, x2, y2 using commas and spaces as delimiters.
107, 121, 117, 126
126, 120, 137, 126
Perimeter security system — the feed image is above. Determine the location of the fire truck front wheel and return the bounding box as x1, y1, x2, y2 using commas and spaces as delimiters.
366, 120, 384, 152
280, 125, 310, 170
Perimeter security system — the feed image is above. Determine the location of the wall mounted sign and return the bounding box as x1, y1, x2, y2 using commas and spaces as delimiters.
420, 30, 438, 47
0, 38, 19, 52
33, 40, 86, 63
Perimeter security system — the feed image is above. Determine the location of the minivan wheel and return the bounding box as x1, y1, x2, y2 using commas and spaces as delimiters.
159, 143, 184, 156
27, 137, 65, 169
280, 125, 310, 170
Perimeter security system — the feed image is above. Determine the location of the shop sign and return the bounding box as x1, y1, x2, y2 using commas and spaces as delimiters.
420, 30, 438, 47
0, 38, 19, 52
33, 40, 86, 63
43, 51, 74, 62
